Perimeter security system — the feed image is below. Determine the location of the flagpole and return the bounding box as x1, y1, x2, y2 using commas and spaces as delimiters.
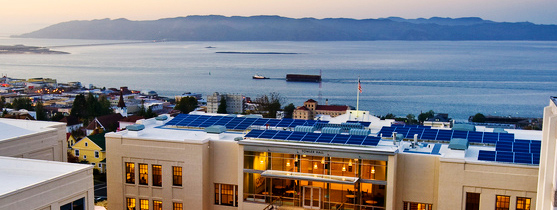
356, 76, 360, 115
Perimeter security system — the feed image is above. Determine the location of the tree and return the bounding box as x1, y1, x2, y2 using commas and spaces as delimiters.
70, 94, 87, 119
255, 92, 283, 118
145, 107, 158, 118
418, 110, 435, 123
0, 96, 4, 111
217, 96, 228, 114
51, 112, 65, 122
471, 113, 486, 123
175, 96, 198, 114
406, 114, 417, 124
98, 95, 113, 116
283, 103, 296, 119
86, 92, 102, 118
384, 113, 396, 119
12, 97, 32, 111
35, 100, 47, 120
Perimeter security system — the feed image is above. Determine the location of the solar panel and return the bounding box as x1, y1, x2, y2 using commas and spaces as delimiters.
467, 131, 483, 143
407, 128, 425, 139
512, 141, 531, 153
362, 136, 381, 146
287, 132, 307, 141
316, 134, 336, 143
421, 129, 438, 140
301, 133, 321, 142
435, 130, 452, 141
496, 151, 514, 163
331, 135, 350, 144
514, 152, 533, 164
245, 129, 264, 138
495, 140, 513, 152
272, 131, 293, 139
259, 130, 279, 139
478, 150, 496, 161
346, 135, 365, 145
452, 130, 468, 139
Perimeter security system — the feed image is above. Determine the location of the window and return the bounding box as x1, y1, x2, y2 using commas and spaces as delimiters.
140, 199, 149, 210
139, 163, 148, 185
466, 192, 480, 210
83, 155, 87, 160
127, 198, 136, 210
173, 202, 183, 210
214, 183, 238, 207
152, 165, 162, 186
85, 142, 88, 147
60, 197, 85, 210
403, 202, 432, 210
516, 197, 531, 210
91, 163, 96, 167
94, 151, 99, 158
75, 149, 80, 157
173, 166, 182, 186
496, 195, 510, 210
153, 200, 162, 210
126, 162, 135, 184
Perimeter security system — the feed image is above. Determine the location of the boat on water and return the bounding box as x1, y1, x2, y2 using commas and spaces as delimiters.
286, 74, 321, 82
252, 73, 269, 79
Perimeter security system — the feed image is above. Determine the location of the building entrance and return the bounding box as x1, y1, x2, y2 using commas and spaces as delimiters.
303, 186, 322, 209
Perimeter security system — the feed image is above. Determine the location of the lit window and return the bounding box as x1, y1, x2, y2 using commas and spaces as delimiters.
152, 165, 162, 186
139, 163, 148, 185
403, 201, 432, 210
94, 151, 99, 158
153, 200, 162, 210
173, 203, 183, 210
173, 166, 182, 186
516, 197, 531, 210
127, 198, 136, 210
126, 162, 135, 184
75, 149, 80, 157
214, 183, 238, 207
140, 199, 149, 210
496, 195, 510, 210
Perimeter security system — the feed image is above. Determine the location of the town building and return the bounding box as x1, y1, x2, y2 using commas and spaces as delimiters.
293, 99, 350, 120
423, 113, 454, 128
85, 113, 123, 135
72, 133, 107, 173
535, 96, 557, 210
0, 156, 94, 210
206, 92, 245, 114
0, 118, 67, 161
106, 112, 541, 210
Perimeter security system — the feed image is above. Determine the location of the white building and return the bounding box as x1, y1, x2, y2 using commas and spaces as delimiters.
206, 92, 245, 114
0, 156, 94, 210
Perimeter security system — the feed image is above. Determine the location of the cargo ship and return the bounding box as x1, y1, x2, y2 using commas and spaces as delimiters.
286, 74, 321, 82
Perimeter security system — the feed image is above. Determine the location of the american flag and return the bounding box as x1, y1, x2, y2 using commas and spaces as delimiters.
358, 78, 362, 93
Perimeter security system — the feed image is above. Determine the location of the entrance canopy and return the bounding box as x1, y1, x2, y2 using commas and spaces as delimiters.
261, 170, 359, 185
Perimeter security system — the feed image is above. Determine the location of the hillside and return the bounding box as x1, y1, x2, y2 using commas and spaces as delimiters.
14, 15, 557, 41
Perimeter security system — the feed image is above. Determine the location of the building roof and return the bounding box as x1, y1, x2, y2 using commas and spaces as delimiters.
86, 133, 106, 150
0, 156, 92, 197
0, 119, 64, 141
316, 105, 350, 112
60, 115, 80, 126
305, 99, 317, 103
119, 115, 144, 123
117, 92, 126, 108
296, 106, 309, 110
86, 113, 123, 130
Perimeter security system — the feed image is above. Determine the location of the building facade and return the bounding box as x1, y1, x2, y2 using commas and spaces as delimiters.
72, 133, 107, 173
106, 114, 541, 210
207, 92, 245, 114
294, 99, 350, 120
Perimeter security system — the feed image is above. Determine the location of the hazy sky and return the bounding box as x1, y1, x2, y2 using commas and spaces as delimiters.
1, 0, 557, 34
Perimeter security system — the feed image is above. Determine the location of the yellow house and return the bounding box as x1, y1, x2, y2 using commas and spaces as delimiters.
72, 133, 107, 173
67, 134, 77, 147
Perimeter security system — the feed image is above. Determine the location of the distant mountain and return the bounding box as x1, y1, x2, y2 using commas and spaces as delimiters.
14, 15, 557, 41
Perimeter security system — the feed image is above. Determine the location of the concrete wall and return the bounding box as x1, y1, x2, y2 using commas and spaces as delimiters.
536, 99, 557, 210
396, 152, 538, 210
211, 140, 241, 210
0, 164, 94, 210
106, 133, 210, 210
0, 119, 67, 162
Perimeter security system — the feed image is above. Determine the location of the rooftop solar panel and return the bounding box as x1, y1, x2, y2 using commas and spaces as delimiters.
272, 131, 293, 139
496, 151, 514, 163
331, 135, 350, 144
286, 132, 307, 141
245, 130, 264, 138
259, 130, 279, 139
301, 133, 321, 142
514, 152, 533, 164
316, 134, 336, 143
478, 150, 496, 161
346, 135, 365, 145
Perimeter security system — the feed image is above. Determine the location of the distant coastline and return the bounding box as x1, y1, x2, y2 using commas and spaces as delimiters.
215, 51, 299, 55
0, 45, 69, 54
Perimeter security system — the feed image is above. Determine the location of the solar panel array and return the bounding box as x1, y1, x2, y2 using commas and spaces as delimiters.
477, 139, 541, 165
245, 129, 381, 147
165, 114, 328, 130
379, 125, 515, 144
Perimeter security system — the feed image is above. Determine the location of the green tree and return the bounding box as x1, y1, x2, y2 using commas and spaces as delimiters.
418, 110, 435, 123
384, 113, 396, 119
283, 103, 296, 119
98, 95, 113, 116
0, 96, 5, 111
51, 112, 65, 122
145, 107, 158, 118
175, 96, 198, 114
70, 94, 87, 119
255, 92, 283, 118
86, 92, 101, 118
406, 114, 417, 124
217, 96, 228, 114
35, 100, 47, 121
471, 113, 486, 123
12, 97, 32, 111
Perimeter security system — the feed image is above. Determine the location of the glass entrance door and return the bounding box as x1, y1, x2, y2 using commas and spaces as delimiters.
303, 186, 322, 209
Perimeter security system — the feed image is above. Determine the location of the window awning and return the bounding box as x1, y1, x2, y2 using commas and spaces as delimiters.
261, 170, 359, 185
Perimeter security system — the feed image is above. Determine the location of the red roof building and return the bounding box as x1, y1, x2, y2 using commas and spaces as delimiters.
293, 99, 350, 120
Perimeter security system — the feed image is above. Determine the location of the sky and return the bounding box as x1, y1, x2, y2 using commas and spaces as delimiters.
1, 0, 557, 35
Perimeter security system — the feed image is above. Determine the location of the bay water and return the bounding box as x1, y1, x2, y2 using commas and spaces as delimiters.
1, 37, 556, 121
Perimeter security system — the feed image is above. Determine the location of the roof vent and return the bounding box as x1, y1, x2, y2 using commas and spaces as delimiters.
322, 127, 341, 134
155, 115, 168, 121
127, 124, 145, 131
452, 124, 476, 132
449, 138, 469, 150
294, 126, 316, 133
349, 128, 370, 136
205, 125, 227, 134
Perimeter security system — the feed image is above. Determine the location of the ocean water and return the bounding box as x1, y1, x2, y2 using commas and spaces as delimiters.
1, 37, 556, 121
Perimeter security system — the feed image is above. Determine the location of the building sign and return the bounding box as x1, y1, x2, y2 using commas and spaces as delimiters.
301, 149, 324, 155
